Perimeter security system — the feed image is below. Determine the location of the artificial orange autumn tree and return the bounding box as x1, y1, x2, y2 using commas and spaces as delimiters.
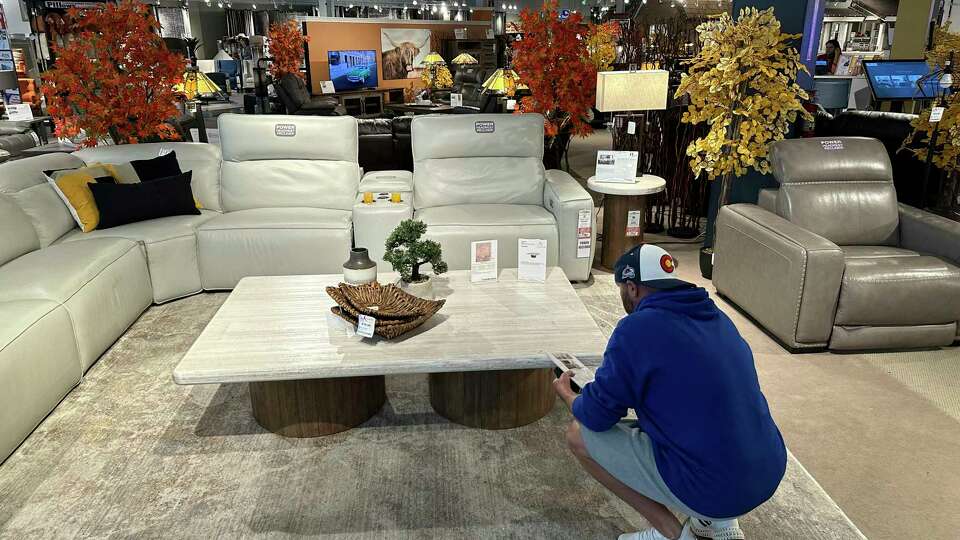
268, 20, 310, 80
512, 0, 598, 140
42, 0, 184, 147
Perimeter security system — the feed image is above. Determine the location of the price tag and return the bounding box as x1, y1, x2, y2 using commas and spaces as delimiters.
627, 121, 636, 135
577, 209, 591, 239
506, 99, 517, 110
357, 314, 376, 338
931, 106, 946, 123
626, 210, 642, 237
577, 238, 591, 259
450, 93, 463, 107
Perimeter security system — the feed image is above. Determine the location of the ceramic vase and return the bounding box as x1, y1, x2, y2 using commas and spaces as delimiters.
400, 276, 433, 299
343, 248, 377, 285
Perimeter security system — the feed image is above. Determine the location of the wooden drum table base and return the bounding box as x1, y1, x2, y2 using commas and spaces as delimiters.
250, 376, 386, 437
429, 368, 556, 429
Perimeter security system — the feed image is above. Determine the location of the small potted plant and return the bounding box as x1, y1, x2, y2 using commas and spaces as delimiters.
384, 219, 448, 298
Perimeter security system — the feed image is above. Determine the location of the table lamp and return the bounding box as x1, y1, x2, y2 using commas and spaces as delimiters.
595, 69, 669, 178
451, 53, 478, 66
481, 68, 528, 96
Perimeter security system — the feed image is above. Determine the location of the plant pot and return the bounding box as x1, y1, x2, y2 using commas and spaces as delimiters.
699, 247, 714, 280
343, 248, 377, 285
399, 276, 433, 299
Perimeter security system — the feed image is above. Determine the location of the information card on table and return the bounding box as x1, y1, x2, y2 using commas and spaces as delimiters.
471, 240, 498, 283
518, 238, 547, 282
595, 150, 639, 183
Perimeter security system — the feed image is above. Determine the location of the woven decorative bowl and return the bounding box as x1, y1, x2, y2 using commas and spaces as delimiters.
326, 282, 445, 339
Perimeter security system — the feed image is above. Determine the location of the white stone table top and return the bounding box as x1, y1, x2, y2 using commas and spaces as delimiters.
587, 175, 667, 196
173, 268, 608, 384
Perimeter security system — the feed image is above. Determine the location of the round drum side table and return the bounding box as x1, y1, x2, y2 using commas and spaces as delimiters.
587, 175, 667, 270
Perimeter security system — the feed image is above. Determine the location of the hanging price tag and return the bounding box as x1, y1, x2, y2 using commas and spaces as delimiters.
357, 314, 376, 338
626, 210, 642, 237
931, 107, 946, 123
627, 121, 637, 135
577, 209, 591, 239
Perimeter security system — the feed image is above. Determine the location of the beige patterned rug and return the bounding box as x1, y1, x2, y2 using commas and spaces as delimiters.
0, 277, 865, 539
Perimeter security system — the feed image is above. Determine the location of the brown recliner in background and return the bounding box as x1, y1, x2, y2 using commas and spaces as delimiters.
713, 137, 960, 352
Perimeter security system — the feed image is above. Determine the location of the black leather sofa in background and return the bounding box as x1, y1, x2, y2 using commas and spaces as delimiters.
358, 116, 412, 172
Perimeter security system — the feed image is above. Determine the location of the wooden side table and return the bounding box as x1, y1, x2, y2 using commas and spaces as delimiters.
588, 175, 667, 270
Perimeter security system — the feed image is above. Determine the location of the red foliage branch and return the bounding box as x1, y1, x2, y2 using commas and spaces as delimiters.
269, 20, 310, 80
512, 0, 597, 139
41, 0, 184, 147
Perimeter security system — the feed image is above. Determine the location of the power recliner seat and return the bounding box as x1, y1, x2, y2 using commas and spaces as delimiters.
714, 137, 960, 351
409, 114, 595, 281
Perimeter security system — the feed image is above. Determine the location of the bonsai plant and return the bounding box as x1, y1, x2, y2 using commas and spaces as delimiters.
675, 7, 811, 277
384, 220, 448, 297
268, 20, 310, 80
42, 0, 185, 146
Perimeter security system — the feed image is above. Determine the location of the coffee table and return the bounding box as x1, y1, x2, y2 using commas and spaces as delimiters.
173, 268, 606, 437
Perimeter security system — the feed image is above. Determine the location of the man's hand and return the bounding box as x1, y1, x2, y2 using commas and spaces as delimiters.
553, 370, 578, 409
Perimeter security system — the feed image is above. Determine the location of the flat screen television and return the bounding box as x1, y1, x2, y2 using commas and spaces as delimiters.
328, 50, 378, 91
862, 59, 941, 101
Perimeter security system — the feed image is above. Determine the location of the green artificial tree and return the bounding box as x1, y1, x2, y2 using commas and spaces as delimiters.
384, 220, 448, 284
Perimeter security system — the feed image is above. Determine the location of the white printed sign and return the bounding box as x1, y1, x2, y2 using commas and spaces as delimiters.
577, 209, 592, 259
626, 210, 642, 237
931, 106, 945, 123
4, 104, 33, 120
820, 139, 844, 151
450, 93, 463, 107
518, 238, 547, 283
320, 80, 336, 94
577, 238, 592, 259
595, 150, 639, 183
471, 240, 498, 283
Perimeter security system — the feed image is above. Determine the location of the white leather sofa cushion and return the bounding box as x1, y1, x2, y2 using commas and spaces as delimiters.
412, 114, 546, 209
415, 204, 559, 271
0, 238, 152, 370
0, 195, 40, 266
218, 114, 360, 212
0, 153, 84, 247
198, 207, 353, 290
74, 142, 223, 212
0, 300, 81, 464
57, 211, 219, 303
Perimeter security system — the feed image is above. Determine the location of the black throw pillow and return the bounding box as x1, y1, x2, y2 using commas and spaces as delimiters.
130, 151, 182, 181
90, 171, 200, 230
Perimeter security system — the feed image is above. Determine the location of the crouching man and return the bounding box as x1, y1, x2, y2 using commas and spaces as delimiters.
554, 245, 786, 540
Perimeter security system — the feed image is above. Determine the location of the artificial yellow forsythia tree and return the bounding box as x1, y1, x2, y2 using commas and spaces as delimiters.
676, 7, 811, 206
900, 24, 960, 175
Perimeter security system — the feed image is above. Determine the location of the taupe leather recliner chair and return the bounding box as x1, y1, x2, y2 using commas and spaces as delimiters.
714, 137, 960, 351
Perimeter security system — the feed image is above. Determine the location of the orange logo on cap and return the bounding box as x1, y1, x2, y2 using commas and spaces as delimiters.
660, 254, 675, 273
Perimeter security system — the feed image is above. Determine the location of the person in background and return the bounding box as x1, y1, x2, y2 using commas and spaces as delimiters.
553, 244, 786, 540
818, 39, 843, 75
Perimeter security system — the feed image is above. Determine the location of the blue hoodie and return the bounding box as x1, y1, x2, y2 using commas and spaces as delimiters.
572, 286, 786, 519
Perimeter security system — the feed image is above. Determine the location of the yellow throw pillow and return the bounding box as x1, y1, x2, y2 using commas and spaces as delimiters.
46, 165, 121, 232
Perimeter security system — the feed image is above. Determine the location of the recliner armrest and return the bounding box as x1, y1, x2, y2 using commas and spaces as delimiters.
714, 204, 845, 349
543, 169, 594, 281
898, 203, 960, 266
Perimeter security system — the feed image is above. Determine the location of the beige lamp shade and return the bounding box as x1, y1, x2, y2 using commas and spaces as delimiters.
451, 53, 479, 65
595, 69, 669, 112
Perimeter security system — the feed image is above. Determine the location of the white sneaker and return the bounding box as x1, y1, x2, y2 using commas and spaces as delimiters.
618, 519, 697, 540
688, 517, 746, 540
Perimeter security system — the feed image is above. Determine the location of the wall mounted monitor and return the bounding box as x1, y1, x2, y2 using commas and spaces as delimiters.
328, 50, 378, 91
862, 59, 942, 101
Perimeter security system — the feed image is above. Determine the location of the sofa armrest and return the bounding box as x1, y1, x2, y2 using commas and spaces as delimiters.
898, 203, 960, 266
543, 169, 594, 281
714, 204, 845, 349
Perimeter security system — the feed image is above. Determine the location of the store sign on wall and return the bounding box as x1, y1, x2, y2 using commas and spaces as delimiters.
44, 1, 101, 8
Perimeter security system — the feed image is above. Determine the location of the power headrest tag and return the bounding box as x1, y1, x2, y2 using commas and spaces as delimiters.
475, 121, 495, 134
275, 124, 297, 137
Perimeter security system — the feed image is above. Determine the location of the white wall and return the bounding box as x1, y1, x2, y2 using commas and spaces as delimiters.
1, 0, 32, 36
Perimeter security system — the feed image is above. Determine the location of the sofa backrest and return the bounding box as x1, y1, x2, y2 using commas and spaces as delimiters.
0, 153, 85, 247
74, 142, 223, 212
411, 113, 545, 209
0, 194, 40, 266
770, 136, 899, 246
218, 114, 360, 212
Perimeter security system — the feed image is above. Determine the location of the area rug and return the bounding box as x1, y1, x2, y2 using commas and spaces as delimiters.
0, 286, 865, 539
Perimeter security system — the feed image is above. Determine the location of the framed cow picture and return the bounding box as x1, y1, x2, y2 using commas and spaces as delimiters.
381, 28, 431, 81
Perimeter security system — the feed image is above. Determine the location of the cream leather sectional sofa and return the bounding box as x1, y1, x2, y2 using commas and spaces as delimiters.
0, 113, 594, 463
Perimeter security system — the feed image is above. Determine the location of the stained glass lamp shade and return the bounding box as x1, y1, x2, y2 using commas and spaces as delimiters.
481, 68, 528, 95
422, 52, 446, 65
175, 69, 224, 100
451, 53, 479, 65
